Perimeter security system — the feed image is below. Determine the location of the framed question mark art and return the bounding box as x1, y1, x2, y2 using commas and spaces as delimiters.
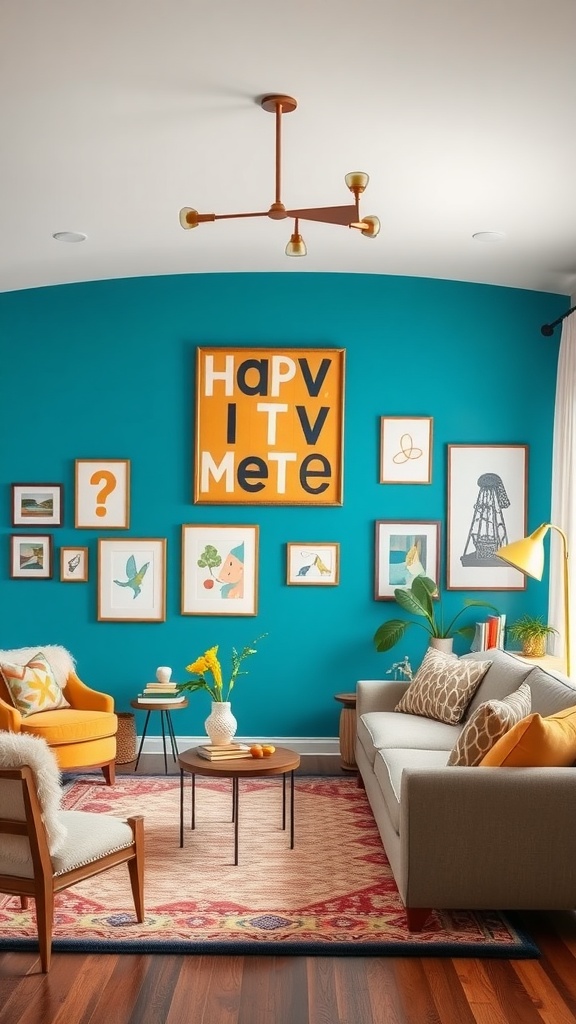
75, 459, 130, 529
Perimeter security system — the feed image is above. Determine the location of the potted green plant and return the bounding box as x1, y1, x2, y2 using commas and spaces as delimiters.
373, 576, 498, 654
507, 615, 558, 658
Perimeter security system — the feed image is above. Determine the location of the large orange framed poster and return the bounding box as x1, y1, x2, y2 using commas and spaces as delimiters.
194, 347, 345, 505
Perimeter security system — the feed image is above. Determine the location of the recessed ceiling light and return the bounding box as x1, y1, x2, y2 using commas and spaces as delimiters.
472, 231, 505, 243
52, 231, 87, 243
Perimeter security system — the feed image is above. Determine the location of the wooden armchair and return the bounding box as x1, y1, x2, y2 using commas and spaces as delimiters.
0, 733, 144, 972
0, 646, 118, 785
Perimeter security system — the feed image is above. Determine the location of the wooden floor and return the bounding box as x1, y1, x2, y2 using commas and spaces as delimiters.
2, 754, 576, 1023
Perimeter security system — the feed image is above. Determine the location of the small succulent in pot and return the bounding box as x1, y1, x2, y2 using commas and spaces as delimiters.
507, 615, 558, 658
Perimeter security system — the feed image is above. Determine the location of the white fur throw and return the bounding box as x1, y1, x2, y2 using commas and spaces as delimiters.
0, 645, 76, 691
0, 732, 68, 861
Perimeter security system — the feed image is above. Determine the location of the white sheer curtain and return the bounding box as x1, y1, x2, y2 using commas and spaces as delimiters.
549, 311, 576, 669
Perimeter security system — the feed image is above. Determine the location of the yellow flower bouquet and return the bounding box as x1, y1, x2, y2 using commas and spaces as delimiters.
177, 634, 266, 702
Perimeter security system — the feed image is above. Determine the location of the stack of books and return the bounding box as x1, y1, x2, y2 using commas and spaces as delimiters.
470, 613, 507, 652
137, 682, 186, 704
195, 743, 251, 761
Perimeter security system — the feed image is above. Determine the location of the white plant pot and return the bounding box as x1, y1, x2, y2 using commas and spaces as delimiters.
428, 637, 454, 654
204, 701, 238, 746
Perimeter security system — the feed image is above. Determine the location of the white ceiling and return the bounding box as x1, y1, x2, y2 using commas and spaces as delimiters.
2, 0, 576, 296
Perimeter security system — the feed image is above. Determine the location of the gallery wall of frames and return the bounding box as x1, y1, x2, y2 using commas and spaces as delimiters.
0, 272, 566, 737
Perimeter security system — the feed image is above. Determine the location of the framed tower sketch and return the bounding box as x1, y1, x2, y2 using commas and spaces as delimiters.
447, 444, 528, 590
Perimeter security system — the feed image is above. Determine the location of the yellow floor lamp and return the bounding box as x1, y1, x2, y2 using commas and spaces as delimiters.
497, 522, 571, 677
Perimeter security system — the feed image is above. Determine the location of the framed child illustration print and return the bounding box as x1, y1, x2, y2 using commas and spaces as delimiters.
181, 524, 259, 615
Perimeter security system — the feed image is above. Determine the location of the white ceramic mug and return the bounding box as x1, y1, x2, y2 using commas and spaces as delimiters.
156, 666, 172, 683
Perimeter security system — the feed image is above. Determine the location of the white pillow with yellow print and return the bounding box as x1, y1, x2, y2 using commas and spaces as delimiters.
0, 652, 70, 717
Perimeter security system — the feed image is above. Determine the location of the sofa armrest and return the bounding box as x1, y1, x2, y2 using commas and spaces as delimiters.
356, 679, 410, 716
399, 766, 576, 908
64, 672, 115, 712
0, 695, 22, 732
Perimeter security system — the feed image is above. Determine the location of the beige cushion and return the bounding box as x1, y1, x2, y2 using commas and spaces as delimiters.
447, 682, 532, 766
0, 653, 70, 718
395, 647, 492, 725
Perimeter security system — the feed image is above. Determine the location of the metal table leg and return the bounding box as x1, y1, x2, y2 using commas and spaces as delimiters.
134, 710, 151, 772
179, 768, 184, 847
282, 774, 286, 830
290, 770, 295, 849
166, 711, 179, 760
234, 776, 239, 865
159, 711, 168, 774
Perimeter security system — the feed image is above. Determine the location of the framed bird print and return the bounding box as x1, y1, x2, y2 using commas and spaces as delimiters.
374, 520, 440, 600
286, 542, 340, 585
97, 538, 166, 622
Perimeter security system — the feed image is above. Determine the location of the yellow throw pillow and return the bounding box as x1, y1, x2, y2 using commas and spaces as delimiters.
0, 653, 70, 717
479, 705, 576, 767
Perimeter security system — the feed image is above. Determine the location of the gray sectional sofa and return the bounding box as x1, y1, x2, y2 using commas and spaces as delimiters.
355, 648, 576, 929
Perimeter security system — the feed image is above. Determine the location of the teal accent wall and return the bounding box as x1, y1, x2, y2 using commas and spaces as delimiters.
0, 273, 567, 738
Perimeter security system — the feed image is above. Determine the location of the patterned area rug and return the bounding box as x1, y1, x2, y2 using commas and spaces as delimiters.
0, 774, 537, 957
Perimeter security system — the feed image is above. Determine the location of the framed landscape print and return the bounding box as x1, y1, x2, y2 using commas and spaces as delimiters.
10, 535, 53, 579
287, 542, 340, 586
181, 524, 258, 615
98, 538, 166, 621
380, 417, 433, 484
11, 484, 62, 526
374, 520, 440, 600
75, 459, 130, 529
193, 347, 345, 505
60, 546, 88, 582
447, 444, 528, 590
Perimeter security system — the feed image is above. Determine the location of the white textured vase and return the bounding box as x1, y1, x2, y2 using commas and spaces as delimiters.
204, 701, 238, 746
429, 637, 454, 654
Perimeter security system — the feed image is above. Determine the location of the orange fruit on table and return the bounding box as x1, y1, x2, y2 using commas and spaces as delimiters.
250, 744, 264, 758
262, 744, 276, 756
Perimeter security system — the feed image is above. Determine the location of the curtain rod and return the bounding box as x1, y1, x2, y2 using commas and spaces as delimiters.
541, 304, 576, 336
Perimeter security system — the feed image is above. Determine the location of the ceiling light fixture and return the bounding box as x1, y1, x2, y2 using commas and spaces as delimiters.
179, 94, 380, 257
52, 231, 87, 243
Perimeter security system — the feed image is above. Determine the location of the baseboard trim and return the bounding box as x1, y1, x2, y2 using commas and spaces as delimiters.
139, 735, 340, 756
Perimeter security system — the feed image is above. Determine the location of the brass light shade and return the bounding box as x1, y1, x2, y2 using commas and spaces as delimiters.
285, 232, 307, 258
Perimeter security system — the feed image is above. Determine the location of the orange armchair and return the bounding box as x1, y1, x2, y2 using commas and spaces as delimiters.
0, 646, 118, 785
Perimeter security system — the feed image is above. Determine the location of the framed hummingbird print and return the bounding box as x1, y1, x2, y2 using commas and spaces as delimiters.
60, 546, 88, 582
97, 538, 166, 621
374, 520, 440, 600
286, 542, 340, 585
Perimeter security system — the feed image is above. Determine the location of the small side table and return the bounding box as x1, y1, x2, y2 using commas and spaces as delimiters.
334, 692, 357, 772
130, 698, 188, 774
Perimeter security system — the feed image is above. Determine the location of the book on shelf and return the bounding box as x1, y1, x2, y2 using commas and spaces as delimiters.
195, 743, 251, 761
470, 613, 506, 653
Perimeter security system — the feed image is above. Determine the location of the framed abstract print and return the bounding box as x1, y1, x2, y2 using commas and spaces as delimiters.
374, 520, 440, 600
380, 417, 433, 484
10, 535, 53, 579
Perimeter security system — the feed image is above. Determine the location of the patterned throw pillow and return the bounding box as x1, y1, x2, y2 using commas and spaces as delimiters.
394, 647, 492, 725
0, 652, 70, 717
447, 682, 532, 766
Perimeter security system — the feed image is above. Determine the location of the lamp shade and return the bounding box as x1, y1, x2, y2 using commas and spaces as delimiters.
496, 523, 551, 580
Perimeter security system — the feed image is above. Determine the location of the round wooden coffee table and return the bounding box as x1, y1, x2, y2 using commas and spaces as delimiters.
178, 745, 301, 865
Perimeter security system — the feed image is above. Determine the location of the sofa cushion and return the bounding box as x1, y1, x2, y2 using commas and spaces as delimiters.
374, 747, 449, 833
447, 682, 532, 767
461, 649, 534, 717
0, 653, 70, 718
358, 711, 461, 766
395, 647, 491, 724
522, 666, 576, 717
480, 705, 576, 767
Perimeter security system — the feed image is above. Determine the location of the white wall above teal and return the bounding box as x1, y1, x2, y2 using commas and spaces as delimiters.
0, 273, 567, 740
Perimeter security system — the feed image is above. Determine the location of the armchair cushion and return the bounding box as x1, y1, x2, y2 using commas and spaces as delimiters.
0, 732, 67, 859
20, 708, 117, 745
0, 653, 70, 717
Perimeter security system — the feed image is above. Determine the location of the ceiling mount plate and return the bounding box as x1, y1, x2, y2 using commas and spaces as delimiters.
260, 94, 297, 114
